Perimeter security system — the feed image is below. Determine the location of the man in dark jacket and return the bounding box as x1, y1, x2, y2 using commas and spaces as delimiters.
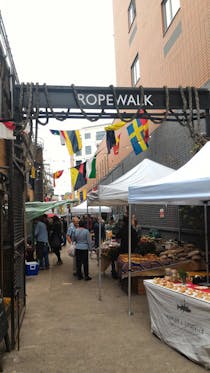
111, 215, 138, 278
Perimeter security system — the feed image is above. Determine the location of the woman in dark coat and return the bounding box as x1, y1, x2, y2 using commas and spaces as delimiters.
49, 216, 63, 264
116, 215, 138, 254
111, 215, 138, 278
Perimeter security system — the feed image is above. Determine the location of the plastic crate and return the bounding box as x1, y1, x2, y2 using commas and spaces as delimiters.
25, 261, 39, 276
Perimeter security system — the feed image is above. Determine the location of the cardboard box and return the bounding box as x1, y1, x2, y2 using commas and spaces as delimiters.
25, 261, 39, 276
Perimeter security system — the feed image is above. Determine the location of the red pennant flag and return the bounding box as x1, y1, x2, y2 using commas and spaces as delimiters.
113, 134, 121, 155
53, 170, 64, 187
2, 121, 16, 130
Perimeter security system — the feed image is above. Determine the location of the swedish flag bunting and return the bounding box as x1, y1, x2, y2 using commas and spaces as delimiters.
127, 118, 149, 155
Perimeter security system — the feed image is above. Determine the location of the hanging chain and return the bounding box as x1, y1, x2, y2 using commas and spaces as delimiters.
18, 82, 33, 130
109, 84, 145, 123
71, 84, 105, 122
34, 83, 49, 125
145, 86, 170, 124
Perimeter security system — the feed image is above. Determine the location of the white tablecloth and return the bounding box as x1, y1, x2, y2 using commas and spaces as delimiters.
144, 279, 210, 369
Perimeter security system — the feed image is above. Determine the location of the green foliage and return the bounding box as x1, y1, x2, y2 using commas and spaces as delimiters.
136, 240, 156, 255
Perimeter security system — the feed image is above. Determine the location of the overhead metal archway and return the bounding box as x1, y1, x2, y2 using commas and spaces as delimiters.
13, 84, 210, 127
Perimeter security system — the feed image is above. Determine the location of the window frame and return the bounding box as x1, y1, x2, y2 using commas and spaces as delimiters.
128, 0, 136, 30
85, 145, 92, 155
96, 131, 105, 141
131, 54, 140, 87
84, 132, 91, 140
162, 0, 180, 32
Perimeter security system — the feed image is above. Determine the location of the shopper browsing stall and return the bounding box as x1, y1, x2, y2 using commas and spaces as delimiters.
74, 219, 92, 281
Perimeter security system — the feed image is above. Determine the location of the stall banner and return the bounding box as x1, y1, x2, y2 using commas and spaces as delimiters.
144, 280, 210, 369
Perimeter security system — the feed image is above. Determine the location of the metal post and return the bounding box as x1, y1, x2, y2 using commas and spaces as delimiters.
177, 206, 181, 242
98, 206, 102, 301
204, 202, 209, 285
128, 204, 133, 315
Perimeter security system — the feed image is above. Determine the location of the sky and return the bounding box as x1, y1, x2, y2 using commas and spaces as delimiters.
0, 0, 116, 195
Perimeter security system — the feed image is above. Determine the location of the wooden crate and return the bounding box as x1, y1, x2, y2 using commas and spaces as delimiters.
169, 260, 205, 272
121, 276, 157, 295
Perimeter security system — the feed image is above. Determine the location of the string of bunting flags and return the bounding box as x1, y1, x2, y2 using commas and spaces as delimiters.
105, 113, 149, 155
49, 114, 149, 190
52, 156, 96, 191
70, 155, 96, 191
50, 129, 82, 155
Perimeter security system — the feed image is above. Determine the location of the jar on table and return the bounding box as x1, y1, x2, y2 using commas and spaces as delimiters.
171, 269, 177, 282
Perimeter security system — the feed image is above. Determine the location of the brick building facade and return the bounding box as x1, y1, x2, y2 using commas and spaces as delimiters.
87, 0, 210, 247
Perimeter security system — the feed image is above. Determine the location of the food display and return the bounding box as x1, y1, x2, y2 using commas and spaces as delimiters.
158, 242, 202, 262
117, 239, 204, 279
99, 240, 120, 258
98, 240, 120, 272
152, 277, 210, 302
117, 251, 186, 279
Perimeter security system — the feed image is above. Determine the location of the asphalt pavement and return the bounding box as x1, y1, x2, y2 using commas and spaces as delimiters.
1, 245, 207, 373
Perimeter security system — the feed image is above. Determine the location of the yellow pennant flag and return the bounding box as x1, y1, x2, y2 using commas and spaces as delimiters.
105, 121, 126, 131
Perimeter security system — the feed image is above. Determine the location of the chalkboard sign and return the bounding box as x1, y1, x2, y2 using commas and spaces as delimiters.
0, 297, 8, 342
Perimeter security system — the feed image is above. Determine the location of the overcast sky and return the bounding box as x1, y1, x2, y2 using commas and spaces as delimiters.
1, 0, 116, 195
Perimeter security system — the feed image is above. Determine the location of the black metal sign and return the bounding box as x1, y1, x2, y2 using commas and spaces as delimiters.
15, 84, 210, 110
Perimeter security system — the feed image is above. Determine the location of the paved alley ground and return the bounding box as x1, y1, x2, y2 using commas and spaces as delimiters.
1, 246, 207, 373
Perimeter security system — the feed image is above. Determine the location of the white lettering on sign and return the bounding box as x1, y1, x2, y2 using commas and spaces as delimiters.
86, 94, 97, 105
77, 93, 153, 107
144, 94, 153, 106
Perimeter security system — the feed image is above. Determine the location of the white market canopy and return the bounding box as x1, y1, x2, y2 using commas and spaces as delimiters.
71, 200, 111, 215
128, 142, 210, 206
88, 159, 175, 206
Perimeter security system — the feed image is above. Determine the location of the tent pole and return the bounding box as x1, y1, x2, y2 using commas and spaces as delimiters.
177, 207, 181, 242
204, 202, 209, 285
98, 206, 102, 301
128, 204, 133, 316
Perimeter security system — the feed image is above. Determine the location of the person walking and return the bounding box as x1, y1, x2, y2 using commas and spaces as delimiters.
61, 216, 67, 246
49, 216, 63, 265
34, 214, 50, 270
74, 219, 92, 281
66, 216, 79, 276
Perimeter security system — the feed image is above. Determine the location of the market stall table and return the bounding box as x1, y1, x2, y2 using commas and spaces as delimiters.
144, 279, 210, 369
98, 240, 120, 273
116, 253, 201, 279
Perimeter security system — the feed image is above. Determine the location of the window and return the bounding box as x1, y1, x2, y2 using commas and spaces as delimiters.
131, 54, 140, 86
85, 132, 91, 140
162, 0, 180, 31
76, 160, 82, 166
76, 150, 82, 156
96, 131, 105, 141
128, 0, 136, 29
85, 145, 92, 155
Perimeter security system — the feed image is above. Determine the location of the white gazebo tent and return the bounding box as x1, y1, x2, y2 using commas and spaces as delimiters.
88, 159, 175, 206
71, 200, 111, 215
128, 141, 210, 313
87, 159, 175, 306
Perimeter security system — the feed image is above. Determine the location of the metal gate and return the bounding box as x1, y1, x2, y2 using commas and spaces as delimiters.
7, 140, 26, 347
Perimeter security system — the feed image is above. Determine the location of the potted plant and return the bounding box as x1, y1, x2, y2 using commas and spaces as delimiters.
178, 269, 188, 285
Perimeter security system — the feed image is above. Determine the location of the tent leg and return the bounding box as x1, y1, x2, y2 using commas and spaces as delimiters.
128, 204, 133, 316
204, 202, 209, 285
177, 207, 181, 242
98, 207, 102, 301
